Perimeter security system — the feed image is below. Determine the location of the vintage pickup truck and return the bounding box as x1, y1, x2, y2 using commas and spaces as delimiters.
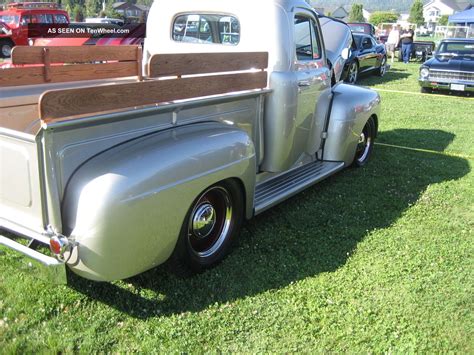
0, 0, 380, 283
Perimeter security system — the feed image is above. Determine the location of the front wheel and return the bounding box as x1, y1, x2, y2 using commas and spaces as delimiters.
168, 180, 244, 276
0, 39, 13, 58
352, 116, 376, 167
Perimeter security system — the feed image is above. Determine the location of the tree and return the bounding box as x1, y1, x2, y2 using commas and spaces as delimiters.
85, 0, 101, 17
349, 4, 365, 22
369, 11, 399, 26
409, 0, 425, 26
438, 14, 449, 26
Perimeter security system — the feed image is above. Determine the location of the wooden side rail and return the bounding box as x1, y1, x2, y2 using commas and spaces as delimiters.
39, 51, 269, 122
148, 52, 268, 77
1, 45, 143, 87
40, 72, 267, 122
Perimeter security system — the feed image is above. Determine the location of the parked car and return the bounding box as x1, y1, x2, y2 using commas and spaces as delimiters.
319, 15, 353, 84
343, 33, 387, 84
0, 2, 69, 58
419, 38, 474, 94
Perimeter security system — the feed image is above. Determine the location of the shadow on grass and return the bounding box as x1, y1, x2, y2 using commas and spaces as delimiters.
69, 129, 470, 319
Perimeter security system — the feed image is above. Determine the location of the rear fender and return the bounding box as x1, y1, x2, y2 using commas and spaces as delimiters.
61, 122, 256, 281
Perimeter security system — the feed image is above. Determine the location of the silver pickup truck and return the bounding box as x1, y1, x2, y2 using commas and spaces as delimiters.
0, 0, 380, 283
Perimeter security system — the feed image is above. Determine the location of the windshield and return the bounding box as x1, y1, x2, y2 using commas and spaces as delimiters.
437, 42, 474, 56
0, 14, 19, 26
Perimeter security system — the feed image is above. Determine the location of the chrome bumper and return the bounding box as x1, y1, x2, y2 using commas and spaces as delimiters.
0, 234, 67, 284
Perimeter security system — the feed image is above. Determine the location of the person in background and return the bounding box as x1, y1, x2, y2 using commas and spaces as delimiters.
400, 25, 414, 64
385, 24, 400, 63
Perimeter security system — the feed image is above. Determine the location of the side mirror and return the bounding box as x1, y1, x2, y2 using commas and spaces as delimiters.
341, 47, 351, 60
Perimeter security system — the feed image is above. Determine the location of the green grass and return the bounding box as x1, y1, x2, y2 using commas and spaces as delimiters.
1, 61, 473, 352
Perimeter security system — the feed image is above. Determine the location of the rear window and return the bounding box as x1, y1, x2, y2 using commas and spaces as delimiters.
173, 14, 240, 45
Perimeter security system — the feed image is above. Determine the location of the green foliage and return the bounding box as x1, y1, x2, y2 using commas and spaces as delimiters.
438, 15, 449, 26
72, 4, 84, 22
370, 11, 399, 26
84, 0, 102, 18
409, 0, 425, 26
1, 62, 473, 353
349, 4, 365, 22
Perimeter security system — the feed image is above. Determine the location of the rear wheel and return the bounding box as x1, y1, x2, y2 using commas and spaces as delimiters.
168, 180, 244, 276
345, 61, 359, 84
378, 56, 387, 77
420, 87, 432, 94
352, 116, 376, 167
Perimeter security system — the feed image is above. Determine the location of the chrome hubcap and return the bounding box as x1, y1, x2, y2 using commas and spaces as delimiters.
188, 186, 233, 257
358, 132, 366, 144
192, 203, 216, 238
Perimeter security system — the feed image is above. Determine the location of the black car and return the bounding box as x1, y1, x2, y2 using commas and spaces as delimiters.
419, 38, 474, 94
343, 33, 387, 84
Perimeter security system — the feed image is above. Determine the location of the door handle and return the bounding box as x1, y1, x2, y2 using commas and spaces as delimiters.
298, 81, 311, 87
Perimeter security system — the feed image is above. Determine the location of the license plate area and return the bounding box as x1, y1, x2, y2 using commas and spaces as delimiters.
450, 84, 465, 91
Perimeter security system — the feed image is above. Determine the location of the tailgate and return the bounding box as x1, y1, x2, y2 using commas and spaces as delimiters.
0, 129, 45, 235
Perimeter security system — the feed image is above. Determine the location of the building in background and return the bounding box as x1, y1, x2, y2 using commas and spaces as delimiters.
112, 2, 149, 23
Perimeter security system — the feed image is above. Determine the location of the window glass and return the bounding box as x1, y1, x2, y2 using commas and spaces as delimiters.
37, 14, 53, 23
173, 14, 240, 45
54, 14, 68, 24
294, 16, 321, 60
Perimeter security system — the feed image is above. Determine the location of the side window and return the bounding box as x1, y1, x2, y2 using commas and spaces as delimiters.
173, 14, 240, 45
38, 14, 53, 24
294, 16, 322, 61
54, 14, 68, 24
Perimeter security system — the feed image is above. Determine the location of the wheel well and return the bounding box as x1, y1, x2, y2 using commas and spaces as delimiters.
371, 114, 378, 138
0, 38, 14, 46
227, 177, 247, 216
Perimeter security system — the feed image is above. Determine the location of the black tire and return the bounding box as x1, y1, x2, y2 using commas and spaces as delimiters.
168, 179, 244, 276
345, 61, 358, 84
420, 87, 432, 94
377, 56, 387, 77
351, 116, 376, 167
0, 39, 13, 59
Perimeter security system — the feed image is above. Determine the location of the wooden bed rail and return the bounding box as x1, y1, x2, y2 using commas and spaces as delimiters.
1, 45, 143, 87
39, 52, 269, 122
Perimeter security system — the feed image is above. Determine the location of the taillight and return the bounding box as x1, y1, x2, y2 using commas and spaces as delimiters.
49, 236, 69, 256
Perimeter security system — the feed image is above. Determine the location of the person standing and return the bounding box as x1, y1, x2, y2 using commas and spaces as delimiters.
400, 25, 414, 64
385, 24, 400, 63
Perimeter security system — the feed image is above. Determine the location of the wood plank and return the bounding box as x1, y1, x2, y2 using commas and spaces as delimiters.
148, 52, 268, 78
40, 71, 267, 121
11, 45, 140, 65
1, 62, 138, 87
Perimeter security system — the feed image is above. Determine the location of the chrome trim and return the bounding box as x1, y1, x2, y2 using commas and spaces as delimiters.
0, 219, 50, 244
0, 235, 67, 284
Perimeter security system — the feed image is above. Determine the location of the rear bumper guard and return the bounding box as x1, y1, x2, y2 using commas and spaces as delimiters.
0, 234, 67, 284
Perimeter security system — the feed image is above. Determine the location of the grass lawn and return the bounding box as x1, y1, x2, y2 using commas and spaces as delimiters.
1, 61, 473, 352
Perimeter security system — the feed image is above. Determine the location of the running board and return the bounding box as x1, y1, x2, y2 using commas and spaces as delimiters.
254, 160, 345, 215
